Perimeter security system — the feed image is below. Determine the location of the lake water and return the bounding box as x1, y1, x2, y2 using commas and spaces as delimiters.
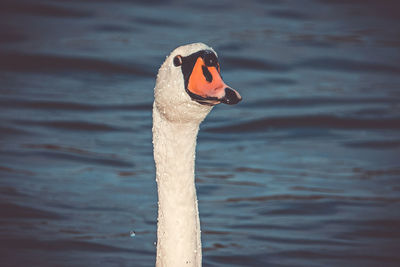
1, 0, 400, 266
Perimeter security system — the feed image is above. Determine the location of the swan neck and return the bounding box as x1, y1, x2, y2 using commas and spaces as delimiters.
153, 105, 202, 267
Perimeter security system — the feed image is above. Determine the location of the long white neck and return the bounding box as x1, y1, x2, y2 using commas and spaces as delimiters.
153, 104, 202, 267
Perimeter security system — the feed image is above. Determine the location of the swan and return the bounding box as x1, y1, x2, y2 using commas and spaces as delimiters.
152, 43, 241, 267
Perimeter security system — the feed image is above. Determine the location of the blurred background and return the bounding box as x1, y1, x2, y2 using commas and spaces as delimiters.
0, 0, 400, 266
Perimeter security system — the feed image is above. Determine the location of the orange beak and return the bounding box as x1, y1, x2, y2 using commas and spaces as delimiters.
187, 57, 242, 105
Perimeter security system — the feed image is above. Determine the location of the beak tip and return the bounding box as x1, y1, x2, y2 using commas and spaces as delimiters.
221, 87, 242, 105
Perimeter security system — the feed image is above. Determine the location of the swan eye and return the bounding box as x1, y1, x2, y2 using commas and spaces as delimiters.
203, 52, 217, 67
173, 55, 182, 67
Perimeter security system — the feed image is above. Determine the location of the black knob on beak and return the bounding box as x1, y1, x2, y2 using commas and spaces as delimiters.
221, 87, 242, 105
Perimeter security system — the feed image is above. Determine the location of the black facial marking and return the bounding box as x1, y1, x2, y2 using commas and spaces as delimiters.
202, 65, 213, 82
178, 50, 218, 90
176, 49, 220, 105
203, 51, 218, 67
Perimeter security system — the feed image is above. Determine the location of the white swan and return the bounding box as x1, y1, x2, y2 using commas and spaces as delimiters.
152, 43, 241, 267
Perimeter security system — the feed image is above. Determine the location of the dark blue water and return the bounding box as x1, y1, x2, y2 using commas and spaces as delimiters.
1, 0, 400, 266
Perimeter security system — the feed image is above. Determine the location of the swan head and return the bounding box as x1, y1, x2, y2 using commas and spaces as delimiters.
154, 43, 241, 123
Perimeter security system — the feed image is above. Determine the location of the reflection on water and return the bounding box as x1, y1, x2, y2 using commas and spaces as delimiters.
1, 0, 400, 266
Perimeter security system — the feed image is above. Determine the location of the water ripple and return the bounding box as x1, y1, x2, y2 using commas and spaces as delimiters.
206, 115, 400, 133
226, 194, 400, 203
222, 56, 291, 72
242, 97, 400, 109
0, 0, 93, 18
0, 125, 30, 136
344, 140, 400, 149
0, 98, 152, 112
0, 202, 62, 220
297, 57, 400, 74
0, 52, 153, 76
0, 237, 141, 253
268, 9, 310, 20
13, 119, 130, 132
18, 144, 134, 168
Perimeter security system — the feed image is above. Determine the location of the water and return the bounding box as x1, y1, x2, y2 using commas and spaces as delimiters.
1, 0, 400, 266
